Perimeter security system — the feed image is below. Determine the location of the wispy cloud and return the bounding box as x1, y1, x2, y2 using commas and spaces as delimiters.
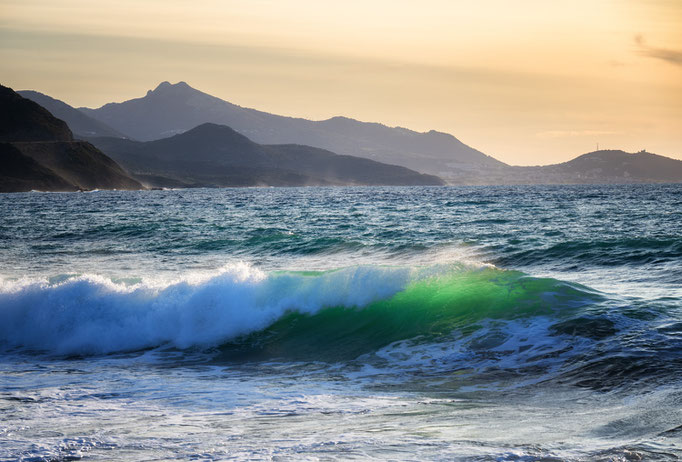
635, 34, 682, 66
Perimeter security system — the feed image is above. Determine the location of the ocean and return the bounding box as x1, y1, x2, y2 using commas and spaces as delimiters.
1, 185, 681, 461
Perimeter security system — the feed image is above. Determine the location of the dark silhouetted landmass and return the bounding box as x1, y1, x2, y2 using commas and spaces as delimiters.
1, 86, 72, 142
14, 83, 682, 186
450, 149, 682, 185
10, 141, 144, 191
520, 150, 682, 184
78, 81, 504, 180
0, 143, 75, 192
90, 123, 444, 187
0, 85, 142, 192
18, 90, 127, 139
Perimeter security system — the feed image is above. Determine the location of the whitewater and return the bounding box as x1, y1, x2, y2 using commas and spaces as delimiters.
1, 185, 681, 461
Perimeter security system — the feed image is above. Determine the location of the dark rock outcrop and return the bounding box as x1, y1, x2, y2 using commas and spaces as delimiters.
0, 85, 142, 192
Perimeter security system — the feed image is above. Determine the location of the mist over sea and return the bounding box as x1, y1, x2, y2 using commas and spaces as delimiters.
1, 185, 681, 461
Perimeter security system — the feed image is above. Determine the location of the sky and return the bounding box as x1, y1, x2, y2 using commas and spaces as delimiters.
1, 0, 680, 165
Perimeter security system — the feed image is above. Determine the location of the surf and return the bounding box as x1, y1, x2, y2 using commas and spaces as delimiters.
0, 261, 602, 358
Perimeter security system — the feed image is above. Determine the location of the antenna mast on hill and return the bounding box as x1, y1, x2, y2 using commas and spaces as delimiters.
596, 142, 599, 151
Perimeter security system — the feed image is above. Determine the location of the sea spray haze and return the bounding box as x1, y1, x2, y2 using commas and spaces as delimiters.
1, 185, 681, 460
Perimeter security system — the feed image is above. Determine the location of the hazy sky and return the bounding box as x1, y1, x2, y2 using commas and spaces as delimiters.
1, 0, 680, 165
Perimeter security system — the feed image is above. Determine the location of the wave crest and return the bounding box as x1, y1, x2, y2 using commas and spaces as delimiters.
0, 262, 416, 354
0, 261, 608, 360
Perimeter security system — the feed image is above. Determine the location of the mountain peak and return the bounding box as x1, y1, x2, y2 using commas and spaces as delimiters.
148, 81, 193, 96
159, 122, 256, 148
186, 122, 241, 135
424, 129, 450, 139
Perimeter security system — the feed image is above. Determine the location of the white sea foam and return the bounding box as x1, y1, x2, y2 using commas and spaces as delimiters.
0, 262, 416, 355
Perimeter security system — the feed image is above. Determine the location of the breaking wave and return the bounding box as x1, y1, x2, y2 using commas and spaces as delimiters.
0, 261, 598, 356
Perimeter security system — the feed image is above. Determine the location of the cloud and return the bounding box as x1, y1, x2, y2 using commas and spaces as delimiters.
635, 34, 682, 66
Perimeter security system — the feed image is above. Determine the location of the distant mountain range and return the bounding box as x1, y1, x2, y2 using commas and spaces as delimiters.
44, 81, 504, 179
1, 85, 142, 192
89, 123, 442, 187
3, 84, 443, 191
14, 81, 682, 187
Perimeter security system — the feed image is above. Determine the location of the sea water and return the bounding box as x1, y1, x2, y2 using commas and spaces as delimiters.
0, 185, 680, 460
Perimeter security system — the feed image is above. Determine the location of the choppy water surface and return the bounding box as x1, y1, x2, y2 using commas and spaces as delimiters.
1, 185, 681, 461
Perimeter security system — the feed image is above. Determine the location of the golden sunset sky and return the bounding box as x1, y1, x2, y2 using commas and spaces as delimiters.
1, 0, 680, 165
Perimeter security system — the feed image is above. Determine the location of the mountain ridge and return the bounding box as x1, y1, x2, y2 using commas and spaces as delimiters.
89, 122, 445, 187
78, 81, 504, 178
18, 90, 127, 139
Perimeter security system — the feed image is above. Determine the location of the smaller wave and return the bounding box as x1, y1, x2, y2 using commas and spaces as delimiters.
497, 238, 682, 268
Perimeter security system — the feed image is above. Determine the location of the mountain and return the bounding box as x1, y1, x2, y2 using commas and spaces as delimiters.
529, 150, 682, 184
79, 81, 505, 179
18, 90, 127, 139
89, 123, 444, 187
459, 149, 682, 185
1, 87, 72, 142
0, 85, 143, 192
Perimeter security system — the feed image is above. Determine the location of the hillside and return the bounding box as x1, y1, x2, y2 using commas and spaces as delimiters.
0, 143, 75, 192
502, 150, 682, 185
18, 90, 127, 139
548, 150, 682, 182
89, 123, 444, 187
0, 85, 142, 192
0, 87, 72, 142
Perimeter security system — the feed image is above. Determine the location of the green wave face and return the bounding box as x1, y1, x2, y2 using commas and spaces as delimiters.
218, 267, 602, 362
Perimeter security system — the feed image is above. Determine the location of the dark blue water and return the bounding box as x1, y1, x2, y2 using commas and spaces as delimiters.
1, 185, 681, 460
